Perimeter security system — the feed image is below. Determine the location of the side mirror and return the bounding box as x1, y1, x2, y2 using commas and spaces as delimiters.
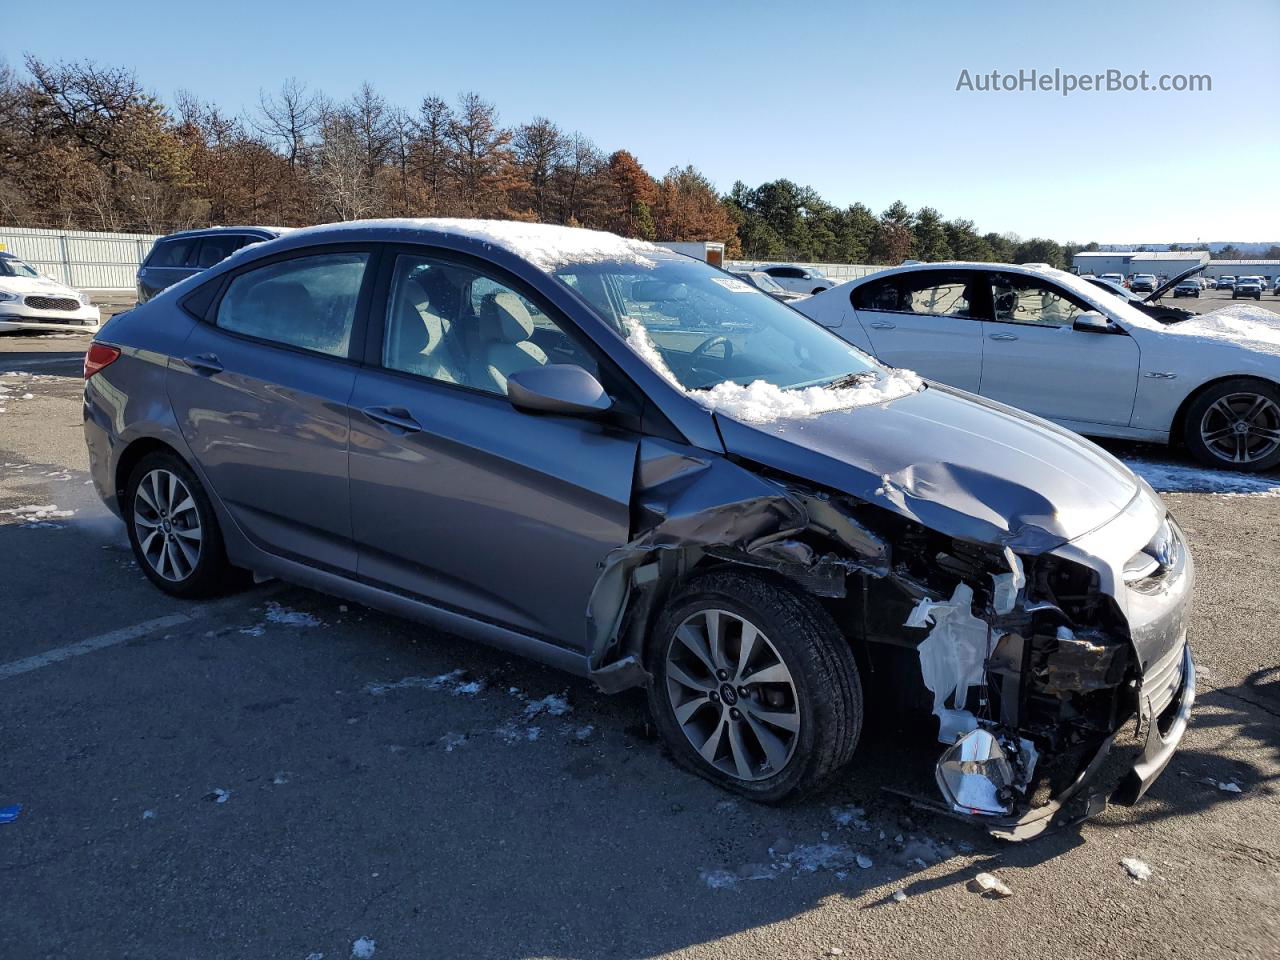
507, 364, 613, 417
1073, 311, 1112, 333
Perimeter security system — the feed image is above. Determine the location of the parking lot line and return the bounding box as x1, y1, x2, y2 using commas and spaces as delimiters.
0, 613, 197, 680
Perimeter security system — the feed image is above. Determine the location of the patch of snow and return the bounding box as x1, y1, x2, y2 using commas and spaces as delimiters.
891, 889, 908, 903
625, 321, 922, 423
441, 732, 467, 752
1155, 304, 1280, 356
700, 868, 741, 890
239, 625, 266, 637
830, 804, 870, 830
365, 669, 484, 697
142, 809, 156, 820
571, 724, 595, 741
496, 721, 542, 744
1, 504, 76, 528
351, 937, 376, 959
523, 693, 572, 718
1218, 780, 1242, 793
855, 853, 873, 870
272, 771, 290, 785
264, 602, 322, 627
209, 788, 230, 804
1122, 458, 1280, 497
1121, 857, 1152, 882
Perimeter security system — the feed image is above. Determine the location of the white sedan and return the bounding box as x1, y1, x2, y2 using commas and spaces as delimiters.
0, 253, 101, 333
756, 264, 838, 295
796, 261, 1280, 471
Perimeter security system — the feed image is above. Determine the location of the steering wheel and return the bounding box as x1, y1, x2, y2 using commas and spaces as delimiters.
690, 335, 733, 362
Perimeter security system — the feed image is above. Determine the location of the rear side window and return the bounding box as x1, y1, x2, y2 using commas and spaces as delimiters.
766, 266, 804, 279
853, 271, 972, 318
147, 238, 196, 268
215, 252, 369, 357
195, 234, 256, 268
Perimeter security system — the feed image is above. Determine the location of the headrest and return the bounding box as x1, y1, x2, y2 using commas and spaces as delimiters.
480, 292, 534, 343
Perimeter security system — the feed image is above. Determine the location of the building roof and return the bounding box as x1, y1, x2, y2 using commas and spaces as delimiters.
1207, 259, 1280, 267
1073, 250, 1209, 260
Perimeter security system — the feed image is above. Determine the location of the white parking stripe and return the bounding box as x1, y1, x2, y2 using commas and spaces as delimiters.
0, 613, 195, 680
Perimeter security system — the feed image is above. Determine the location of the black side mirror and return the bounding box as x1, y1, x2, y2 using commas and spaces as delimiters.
507, 364, 613, 416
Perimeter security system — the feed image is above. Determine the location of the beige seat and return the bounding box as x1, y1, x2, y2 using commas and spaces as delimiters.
472, 292, 547, 393
385, 271, 465, 384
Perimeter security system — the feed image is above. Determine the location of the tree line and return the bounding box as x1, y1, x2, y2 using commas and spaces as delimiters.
3, 55, 1100, 268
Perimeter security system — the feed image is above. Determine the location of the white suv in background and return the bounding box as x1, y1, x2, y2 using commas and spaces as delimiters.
0, 253, 101, 333
757, 264, 838, 295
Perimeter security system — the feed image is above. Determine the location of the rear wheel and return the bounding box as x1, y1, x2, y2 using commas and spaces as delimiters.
125, 451, 246, 597
1183, 379, 1280, 472
646, 571, 862, 803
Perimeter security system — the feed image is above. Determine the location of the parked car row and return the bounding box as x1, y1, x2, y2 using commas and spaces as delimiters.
85, 219, 1194, 837
0, 252, 101, 333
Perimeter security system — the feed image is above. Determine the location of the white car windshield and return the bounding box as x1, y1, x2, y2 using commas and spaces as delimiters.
743, 271, 785, 293
1045, 269, 1177, 327
554, 257, 884, 391
0, 254, 41, 279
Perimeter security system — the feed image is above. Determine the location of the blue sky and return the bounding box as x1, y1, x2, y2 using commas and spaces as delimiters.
5, 0, 1278, 242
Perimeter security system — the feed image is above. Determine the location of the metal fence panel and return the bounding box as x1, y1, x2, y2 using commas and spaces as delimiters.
0, 226, 160, 291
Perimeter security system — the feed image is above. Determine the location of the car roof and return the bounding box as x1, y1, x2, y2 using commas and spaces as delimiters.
157, 225, 285, 241
841, 260, 1083, 287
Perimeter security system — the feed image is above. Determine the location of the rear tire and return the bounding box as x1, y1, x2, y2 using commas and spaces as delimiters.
125, 451, 247, 598
1183, 378, 1280, 472
646, 571, 862, 803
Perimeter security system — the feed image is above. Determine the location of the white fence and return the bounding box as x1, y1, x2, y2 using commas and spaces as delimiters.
0, 226, 160, 291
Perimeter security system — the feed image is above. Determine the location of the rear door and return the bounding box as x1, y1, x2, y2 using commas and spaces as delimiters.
850, 270, 984, 391
978, 271, 1140, 427
167, 246, 376, 571
347, 247, 640, 649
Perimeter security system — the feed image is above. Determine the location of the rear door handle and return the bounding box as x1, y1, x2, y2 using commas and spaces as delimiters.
988, 333, 1018, 341
868, 321, 897, 330
362, 405, 422, 434
181, 353, 223, 375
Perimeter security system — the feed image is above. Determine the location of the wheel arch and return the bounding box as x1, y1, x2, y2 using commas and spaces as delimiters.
114, 437, 186, 509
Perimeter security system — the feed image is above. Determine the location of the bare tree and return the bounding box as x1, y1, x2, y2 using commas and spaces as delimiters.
410, 95, 453, 214
347, 82, 393, 180
255, 77, 322, 169
446, 92, 514, 217
312, 114, 379, 221
512, 116, 566, 221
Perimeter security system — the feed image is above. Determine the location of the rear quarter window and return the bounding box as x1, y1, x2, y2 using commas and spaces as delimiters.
146, 238, 196, 268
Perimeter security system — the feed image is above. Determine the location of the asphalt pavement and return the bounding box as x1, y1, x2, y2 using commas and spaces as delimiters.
1, 328, 1277, 960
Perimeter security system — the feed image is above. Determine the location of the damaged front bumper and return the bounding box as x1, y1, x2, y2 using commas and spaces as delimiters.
982, 640, 1194, 841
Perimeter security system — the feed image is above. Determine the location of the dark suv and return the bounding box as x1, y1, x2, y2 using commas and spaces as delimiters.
136, 227, 282, 303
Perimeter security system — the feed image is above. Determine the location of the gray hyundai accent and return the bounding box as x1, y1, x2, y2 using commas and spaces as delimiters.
83, 220, 1194, 839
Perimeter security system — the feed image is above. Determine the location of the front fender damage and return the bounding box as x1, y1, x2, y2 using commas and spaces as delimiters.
585, 438, 1167, 840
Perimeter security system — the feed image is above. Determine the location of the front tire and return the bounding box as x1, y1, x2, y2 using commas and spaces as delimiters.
1183, 379, 1280, 472
125, 451, 246, 597
646, 571, 862, 803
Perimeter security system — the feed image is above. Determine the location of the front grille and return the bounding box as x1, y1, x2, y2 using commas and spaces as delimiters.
24, 295, 80, 311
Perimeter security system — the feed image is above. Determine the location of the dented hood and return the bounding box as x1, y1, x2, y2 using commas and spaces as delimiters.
715, 383, 1140, 553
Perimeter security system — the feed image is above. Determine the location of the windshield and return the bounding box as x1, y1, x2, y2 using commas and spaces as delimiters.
744, 271, 785, 293
0, 254, 40, 279
554, 257, 884, 392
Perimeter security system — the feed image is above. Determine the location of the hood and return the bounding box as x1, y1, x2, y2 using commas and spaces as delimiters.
1163, 304, 1280, 353
0, 275, 80, 297
715, 383, 1140, 553
1147, 264, 1205, 302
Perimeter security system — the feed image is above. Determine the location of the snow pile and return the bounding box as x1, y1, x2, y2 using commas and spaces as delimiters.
263, 602, 323, 627
1121, 458, 1280, 497
522, 693, 573, 718
625, 321, 922, 423
1161, 304, 1280, 355
1121, 857, 1152, 882
0, 504, 75, 528
351, 936, 376, 959
290, 218, 662, 273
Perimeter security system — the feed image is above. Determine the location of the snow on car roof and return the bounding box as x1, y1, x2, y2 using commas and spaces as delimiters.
288, 218, 665, 273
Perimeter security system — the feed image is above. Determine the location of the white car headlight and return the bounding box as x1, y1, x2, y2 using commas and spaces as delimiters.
79, 291, 92, 306
0, 290, 19, 303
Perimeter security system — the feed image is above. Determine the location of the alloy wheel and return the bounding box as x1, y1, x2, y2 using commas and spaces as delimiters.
1199, 392, 1280, 465
664, 608, 801, 781
132, 468, 203, 582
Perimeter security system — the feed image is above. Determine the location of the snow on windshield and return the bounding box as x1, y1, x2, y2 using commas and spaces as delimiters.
625, 320, 923, 423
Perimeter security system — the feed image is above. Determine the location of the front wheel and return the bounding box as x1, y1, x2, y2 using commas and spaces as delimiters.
1183, 379, 1280, 472
646, 571, 862, 803
125, 451, 247, 597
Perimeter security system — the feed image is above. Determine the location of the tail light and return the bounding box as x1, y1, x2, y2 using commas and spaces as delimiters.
84, 343, 121, 379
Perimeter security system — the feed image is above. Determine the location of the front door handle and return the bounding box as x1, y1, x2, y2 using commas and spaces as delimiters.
181, 353, 223, 375
868, 321, 897, 330
362, 405, 422, 434
988, 333, 1019, 341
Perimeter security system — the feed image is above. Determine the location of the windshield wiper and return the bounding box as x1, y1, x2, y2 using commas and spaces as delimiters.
824, 371, 877, 389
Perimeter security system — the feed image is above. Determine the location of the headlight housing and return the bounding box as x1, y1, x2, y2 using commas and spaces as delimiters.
79, 291, 92, 306
0, 290, 18, 303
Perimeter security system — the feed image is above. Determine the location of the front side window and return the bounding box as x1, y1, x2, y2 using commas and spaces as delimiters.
382, 254, 596, 395
0, 254, 40, 278
852, 271, 972, 318
216, 252, 368, 357
990, 274, 1094, 327
148, 238, 196, 268
554, 258, 881, 392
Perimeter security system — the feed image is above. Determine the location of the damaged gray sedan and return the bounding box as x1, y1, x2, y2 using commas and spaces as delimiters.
83, 220, 1194, 840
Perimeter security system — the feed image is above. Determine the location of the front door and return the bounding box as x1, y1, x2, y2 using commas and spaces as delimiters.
978, 271, 1140, 428
348, 250, 639, 649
